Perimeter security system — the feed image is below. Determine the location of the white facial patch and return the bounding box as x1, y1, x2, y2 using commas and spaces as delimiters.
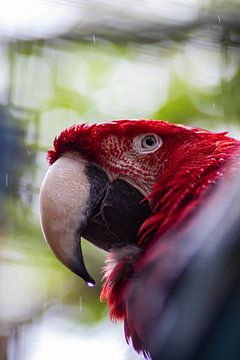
133, 134, 163, 154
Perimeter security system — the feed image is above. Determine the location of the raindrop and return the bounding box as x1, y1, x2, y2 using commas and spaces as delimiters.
92, 34, 96, 43
5, 173, 8, 187
79, 296, 83, 313
218, 16, 221, 24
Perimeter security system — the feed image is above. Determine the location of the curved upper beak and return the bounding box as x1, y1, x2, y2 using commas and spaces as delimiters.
39, 152, 108, 285
40, 152, 151, 285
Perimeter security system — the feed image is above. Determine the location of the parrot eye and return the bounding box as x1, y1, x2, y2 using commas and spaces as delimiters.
133, 134, 162, 154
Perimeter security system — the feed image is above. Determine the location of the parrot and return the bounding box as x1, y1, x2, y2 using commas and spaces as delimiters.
39, 119, 240, 359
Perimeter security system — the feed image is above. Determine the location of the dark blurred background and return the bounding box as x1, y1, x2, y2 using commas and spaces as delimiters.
0, 0, 240, 359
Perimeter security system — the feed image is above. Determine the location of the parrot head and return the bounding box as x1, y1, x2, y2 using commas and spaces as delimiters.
39, 119, 236, 286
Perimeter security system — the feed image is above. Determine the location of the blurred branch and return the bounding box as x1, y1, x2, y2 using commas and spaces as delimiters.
62, 12, 240, 46
3, 12, 240, 47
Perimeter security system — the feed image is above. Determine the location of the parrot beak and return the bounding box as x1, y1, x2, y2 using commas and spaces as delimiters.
40, 152, 151, 285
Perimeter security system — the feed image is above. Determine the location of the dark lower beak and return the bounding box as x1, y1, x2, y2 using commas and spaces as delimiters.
83, 176, 151, 251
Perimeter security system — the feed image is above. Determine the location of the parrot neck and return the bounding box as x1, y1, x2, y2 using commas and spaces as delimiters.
101, 139, 240, 323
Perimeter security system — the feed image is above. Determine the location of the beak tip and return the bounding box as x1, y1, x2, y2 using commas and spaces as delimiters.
69, 260, 96, 286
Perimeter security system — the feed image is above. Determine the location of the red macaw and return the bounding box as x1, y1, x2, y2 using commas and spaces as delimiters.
39, 119, 240, 359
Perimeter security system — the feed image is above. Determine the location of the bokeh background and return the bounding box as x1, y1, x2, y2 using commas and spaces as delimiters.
0, 0, 240, 359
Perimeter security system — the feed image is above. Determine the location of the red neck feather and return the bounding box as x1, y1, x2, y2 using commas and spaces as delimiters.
100, 134, 240, 328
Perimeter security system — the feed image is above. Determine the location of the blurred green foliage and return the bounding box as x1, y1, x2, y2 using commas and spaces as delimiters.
0, 3, 240, 358
3, 29, 240, 322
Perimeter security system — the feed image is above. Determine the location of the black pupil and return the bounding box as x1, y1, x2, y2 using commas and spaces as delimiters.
144, 136, 155, 147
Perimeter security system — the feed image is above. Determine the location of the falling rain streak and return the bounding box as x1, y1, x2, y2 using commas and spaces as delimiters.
79, 296, 83, 313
